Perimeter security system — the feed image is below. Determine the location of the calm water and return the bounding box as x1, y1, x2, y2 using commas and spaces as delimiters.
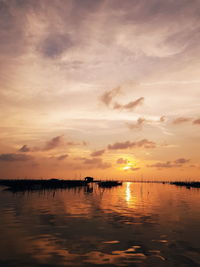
0, 182, 200, 267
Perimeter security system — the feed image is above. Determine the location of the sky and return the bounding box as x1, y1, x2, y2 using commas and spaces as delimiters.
0, 0, 200, 180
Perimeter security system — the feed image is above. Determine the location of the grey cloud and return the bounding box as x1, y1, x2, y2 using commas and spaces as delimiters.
90, 149, 105, 157
1, 0, 200, 59
38, 33, 73, 58
174, 158, 190, 164
101, 86, 121, 106
193, 118, 200, 125
109, 0, 200, 23
127, 116, 165, 130
116, 158, 128, 164
18, 145, 31, 152
160, 116, 166, 122
147, 161, 176, 168
113, 97, 144, 111
130, 167, 140, 171
57, 154, 68, 160
127, 117, 146, 129
172, 117, 192, 124
147, 157, 190, 169
0, 153, 33, 162
81, 157, 111, 169
19, 135, 81, 152
108, 139, 156, 150
44, 135, 64, 150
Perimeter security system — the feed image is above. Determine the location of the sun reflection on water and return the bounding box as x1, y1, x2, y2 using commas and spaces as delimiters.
125, 182, 137, 208
125, 182, 131, 202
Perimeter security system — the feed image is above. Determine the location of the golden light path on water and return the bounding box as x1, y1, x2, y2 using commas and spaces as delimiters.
125, 182, 131, 202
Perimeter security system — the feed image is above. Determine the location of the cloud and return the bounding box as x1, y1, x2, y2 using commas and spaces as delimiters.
81, 157, 111, 169
38, 33, 73, 59
160, 116, 166, 122
127, 117, 146, 129
18, 145, 31, 152
19, 136, 83, 152
193, 118, 200, 125
127, 116, 166, 130
57, 154, 68, 160
90, 149, 105, 157
0, 153, 33, 162
108, 139, 156, 150
43, 135, 64, 150
147, 161, 176, 168
174, 158, 190, 164
113, 97, 144, 111
101, 86, 121, 106
130, 167, 140, 171
116, 158, 128, 164
147, 158, 190, 169
172, 117, 192, 124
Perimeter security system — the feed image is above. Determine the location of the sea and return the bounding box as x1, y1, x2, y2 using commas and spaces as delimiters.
0, 182, 199, 266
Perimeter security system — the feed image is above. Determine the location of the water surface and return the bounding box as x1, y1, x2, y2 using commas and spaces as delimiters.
0, 182, 200, 266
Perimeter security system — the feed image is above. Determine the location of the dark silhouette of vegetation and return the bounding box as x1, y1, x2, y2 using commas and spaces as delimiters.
0, 178, 124, 192
0, 179, 89, 192
170, 181, 200, 189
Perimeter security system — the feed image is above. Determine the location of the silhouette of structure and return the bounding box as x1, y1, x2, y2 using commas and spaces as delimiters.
84, 177, 94, 183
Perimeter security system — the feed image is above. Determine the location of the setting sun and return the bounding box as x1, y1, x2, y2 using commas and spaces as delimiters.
123, 166, 131, 171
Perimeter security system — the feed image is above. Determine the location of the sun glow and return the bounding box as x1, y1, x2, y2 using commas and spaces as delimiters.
123, 166, 131, 170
